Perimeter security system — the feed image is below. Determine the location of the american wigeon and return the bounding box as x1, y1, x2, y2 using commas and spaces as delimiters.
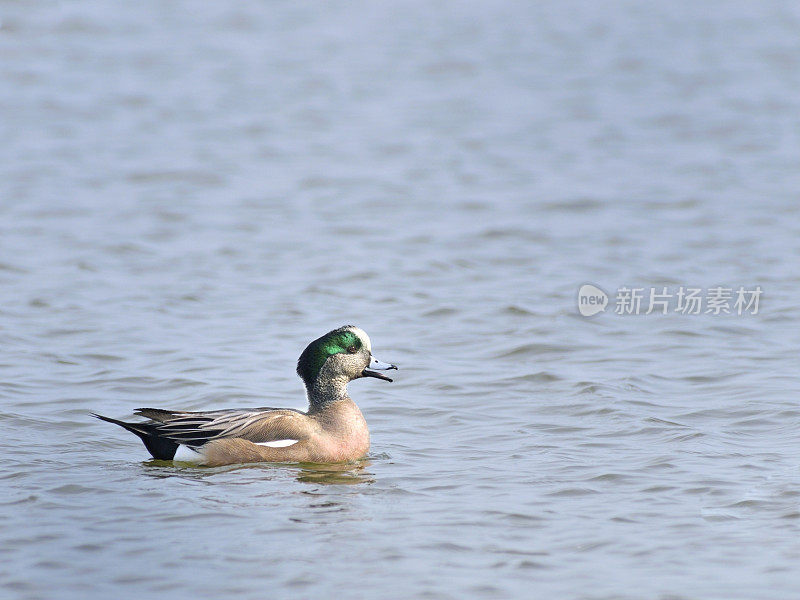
93, 326, 396, 466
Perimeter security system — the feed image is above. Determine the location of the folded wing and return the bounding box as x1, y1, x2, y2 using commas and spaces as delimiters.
134, 407, 309, 448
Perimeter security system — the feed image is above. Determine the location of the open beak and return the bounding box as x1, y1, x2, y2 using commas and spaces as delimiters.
362, 355, 398, 382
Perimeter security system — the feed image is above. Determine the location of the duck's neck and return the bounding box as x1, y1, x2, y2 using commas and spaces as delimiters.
307, 375, 351, 411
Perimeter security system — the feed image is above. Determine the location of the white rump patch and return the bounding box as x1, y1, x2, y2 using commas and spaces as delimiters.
173, 444, 205, 463
256, 439, 299, 448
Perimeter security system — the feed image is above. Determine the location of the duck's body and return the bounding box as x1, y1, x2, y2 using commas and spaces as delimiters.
94, 326, 395, 466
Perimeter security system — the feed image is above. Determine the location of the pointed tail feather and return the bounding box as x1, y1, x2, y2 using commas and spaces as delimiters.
134, 407, 180, 423
92, 413, 179, 460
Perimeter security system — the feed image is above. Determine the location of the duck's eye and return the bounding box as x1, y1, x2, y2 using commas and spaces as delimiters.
347, 345, 358, 354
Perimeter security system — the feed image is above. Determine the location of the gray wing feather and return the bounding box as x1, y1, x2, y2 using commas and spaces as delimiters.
134, 407, 303, 446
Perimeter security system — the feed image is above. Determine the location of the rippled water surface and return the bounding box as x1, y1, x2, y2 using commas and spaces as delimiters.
2, 2, 800, 599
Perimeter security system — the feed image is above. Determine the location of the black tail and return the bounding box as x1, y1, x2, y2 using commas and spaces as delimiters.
92, 413, 179, 460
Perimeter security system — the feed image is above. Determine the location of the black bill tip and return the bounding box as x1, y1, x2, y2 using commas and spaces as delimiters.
362, 368, 395, 382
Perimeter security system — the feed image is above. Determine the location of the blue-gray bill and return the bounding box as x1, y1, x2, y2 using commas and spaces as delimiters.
362, 355, 398, 382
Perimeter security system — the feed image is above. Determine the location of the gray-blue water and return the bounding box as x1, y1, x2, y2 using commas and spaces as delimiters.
2, 1, 800, 599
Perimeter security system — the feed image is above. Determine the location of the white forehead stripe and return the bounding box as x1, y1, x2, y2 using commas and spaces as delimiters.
256, 439, 299, 448
349, 326, 371, 352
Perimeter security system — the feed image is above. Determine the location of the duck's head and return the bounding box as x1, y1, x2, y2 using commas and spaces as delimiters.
296, 325, 397, 393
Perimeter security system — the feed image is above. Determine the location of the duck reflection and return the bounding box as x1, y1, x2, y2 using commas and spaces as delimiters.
295, 459, 374, 485
140, 457, 374, 485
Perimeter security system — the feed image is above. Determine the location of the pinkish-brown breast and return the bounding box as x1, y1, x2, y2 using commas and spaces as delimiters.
309, 399, 370, 462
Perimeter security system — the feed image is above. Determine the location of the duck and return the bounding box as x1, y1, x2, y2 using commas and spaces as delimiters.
93, 325, 397, 466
